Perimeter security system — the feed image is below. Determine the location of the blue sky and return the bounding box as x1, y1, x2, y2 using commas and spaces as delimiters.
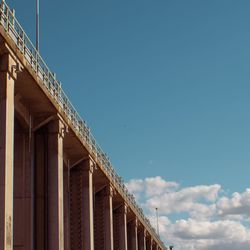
7, 0, 250, 249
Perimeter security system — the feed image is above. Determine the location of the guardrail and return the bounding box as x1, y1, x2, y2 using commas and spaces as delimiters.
0, 1, 166, 248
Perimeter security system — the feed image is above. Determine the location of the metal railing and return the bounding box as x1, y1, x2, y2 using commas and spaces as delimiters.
0, 1, 165, 248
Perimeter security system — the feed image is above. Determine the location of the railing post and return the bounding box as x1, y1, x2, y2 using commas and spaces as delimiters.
6, 4, 9, 31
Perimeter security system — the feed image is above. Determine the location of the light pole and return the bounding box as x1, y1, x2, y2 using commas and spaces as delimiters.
36, 0, 39, 51
156, 207, 159, 236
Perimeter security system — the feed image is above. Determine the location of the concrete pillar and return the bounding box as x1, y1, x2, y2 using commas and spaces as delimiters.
146, 237, 153, 250
63, 163, 70, 250
81, 158, 94, 250
69, 166, 82, 249
94, 185, 114, 250
34, 129, 47, 250
70, 158, 94, 250
13, 121, 33, 250
47, 119, 65, 250
128, 218, 138, 250
152, 240, 157, 250
114, 203, 128, 250
138, 229, 146, 250
103, 186, 114, 250
0, 53, 16, 250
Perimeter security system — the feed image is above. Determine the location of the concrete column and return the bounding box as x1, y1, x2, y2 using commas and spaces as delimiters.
138, 229, 146, 250
63, 163, 70, 250
129, 219, 138, 250
103, 186, 114, 250
0, 53, 16, 250
146, 237, 153, 250
13, 122, 33, 250
69, 166, 82, 249
152, 240, 157, 250
114, 203, 128, 250
47, 118, 65, 250
81, 158, 95, 250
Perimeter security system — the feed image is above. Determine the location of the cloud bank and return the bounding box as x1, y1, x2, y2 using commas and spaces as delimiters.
126, 177, 250, 250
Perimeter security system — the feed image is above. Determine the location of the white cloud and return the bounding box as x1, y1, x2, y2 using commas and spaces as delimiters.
128, 177, 221, 218
173, 219, 250, 240
126, 176, 250, 250
126, 178, 144, 193
145, 189, 218, 218
144, 176, 179, 197
170, 219, 250, 250
217, 189, 250, 219
126, 176, 178, 201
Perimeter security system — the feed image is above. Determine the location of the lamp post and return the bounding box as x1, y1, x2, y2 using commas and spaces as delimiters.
156, 207, 159, 236
36, 0, 39, 51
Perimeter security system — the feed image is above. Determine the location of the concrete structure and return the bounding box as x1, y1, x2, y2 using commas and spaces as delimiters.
0, 1, 166, 249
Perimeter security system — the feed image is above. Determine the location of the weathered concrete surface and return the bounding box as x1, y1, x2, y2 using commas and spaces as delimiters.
70, 165, 83, 249
94, 185, 114, 250
0, 53, 16, 250
103, 186, 114, 250
146, 237, 153, 250
82, 159, 94, 250
138, 229, 146, 250
34, 129, 47, 250
63, 163, 70, 250
128, 219, 138, 250
47, 119, 65, 250
114, 203, 128, 250
13, 120, 32, 250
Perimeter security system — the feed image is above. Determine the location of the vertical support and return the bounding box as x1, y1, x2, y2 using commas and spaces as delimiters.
63, 163, 70, 250
115, 203, 128, 250
47, 118, 65, 250
13, 120, 33, 250
103, 186, 114, 250
69, 166, 82, 249
81, 158, 94, 250
130, 219, 138, 250
30, 117, 35, 250
0, 53, 16, 250
138, 229, 146, 250
146, 237, 153, 250
152, 240, 156, 250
